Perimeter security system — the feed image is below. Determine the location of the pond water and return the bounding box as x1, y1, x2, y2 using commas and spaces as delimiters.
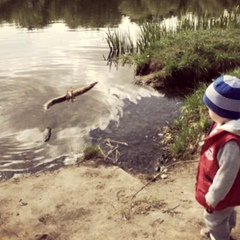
0, 0, 239, 180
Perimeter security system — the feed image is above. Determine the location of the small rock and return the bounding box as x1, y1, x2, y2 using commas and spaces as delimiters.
155, 166, 160, 172
160, 174, 168, 180
35, 234, 48, 240
162, 168, 168, 173
43, 127, 52, 142
160, 166, 167, 172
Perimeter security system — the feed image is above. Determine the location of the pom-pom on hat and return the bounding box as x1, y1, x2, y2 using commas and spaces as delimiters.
203, 75, 240, 120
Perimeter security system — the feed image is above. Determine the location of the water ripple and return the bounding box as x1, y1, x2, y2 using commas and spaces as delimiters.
0, 23, 161, 179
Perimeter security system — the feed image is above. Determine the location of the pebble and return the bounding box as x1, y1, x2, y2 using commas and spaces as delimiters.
43, 127, 52, 142
160, 174, 168, 179
160, 166, 168, 172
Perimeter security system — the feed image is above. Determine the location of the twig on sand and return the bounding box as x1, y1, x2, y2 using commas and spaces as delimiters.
131, 173, 161, 200
131, 160, 198, 200
164, 159, 198, 168
162, 204, 180, 214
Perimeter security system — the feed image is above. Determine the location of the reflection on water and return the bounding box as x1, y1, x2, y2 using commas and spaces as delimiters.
90, 96, 182, 174
1, 0, 239, 179
0, 21, 164, 179
1, 0, 240, 29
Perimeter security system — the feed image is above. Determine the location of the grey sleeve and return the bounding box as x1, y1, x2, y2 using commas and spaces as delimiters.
205, 140, 240, 208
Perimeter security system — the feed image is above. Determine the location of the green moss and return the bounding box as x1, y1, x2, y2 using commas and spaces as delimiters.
83, 145, 104, 160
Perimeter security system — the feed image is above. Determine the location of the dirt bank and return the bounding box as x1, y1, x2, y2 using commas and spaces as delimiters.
0, 160, 239, 240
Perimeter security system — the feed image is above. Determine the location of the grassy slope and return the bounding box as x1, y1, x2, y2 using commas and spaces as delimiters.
134, 28, 240, 88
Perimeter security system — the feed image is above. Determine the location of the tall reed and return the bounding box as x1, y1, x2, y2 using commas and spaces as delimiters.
105, 7, 240, 55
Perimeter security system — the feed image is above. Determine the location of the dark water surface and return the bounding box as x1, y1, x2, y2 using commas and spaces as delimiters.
90, 97, 182, 174
0, 0, 239, 179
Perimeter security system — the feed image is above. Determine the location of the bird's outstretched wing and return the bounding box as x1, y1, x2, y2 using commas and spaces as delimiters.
44, 81, 98, 110
72, 81, 98, 97
43, 95, 67, 110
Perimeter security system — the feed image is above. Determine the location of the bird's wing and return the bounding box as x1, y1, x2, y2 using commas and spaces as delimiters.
43, 95, 66, 110
73, 81, 98, 97
43, 81, 98, 110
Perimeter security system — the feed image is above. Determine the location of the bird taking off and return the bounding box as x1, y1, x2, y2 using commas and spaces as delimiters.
43, 81, 98, 110
66, 88, 75, 102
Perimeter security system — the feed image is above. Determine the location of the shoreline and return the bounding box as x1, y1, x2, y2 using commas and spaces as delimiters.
1, 159, 240, 240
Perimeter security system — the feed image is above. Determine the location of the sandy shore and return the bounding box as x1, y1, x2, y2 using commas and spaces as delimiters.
0, 160, 239, 240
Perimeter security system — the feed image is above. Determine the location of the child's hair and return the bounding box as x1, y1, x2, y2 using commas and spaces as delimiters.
203, 75, 240, 120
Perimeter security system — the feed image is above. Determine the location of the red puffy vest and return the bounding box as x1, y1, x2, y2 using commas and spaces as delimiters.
195, 123, 240, 210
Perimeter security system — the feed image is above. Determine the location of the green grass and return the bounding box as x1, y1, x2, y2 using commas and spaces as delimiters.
225, 67, 240, 77
135, 28, 240, 86
168, 67, 240, 158
83, 145, 104, 160
169, 84, 210, 157
106, 8, 240, 87
107, 7, 240, 56
105, 28, 134, 54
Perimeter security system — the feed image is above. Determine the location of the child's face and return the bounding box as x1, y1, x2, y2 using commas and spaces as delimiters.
208, 108, 230, 124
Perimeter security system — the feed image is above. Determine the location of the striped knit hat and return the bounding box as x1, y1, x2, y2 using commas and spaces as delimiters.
203, 75, 240, 120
